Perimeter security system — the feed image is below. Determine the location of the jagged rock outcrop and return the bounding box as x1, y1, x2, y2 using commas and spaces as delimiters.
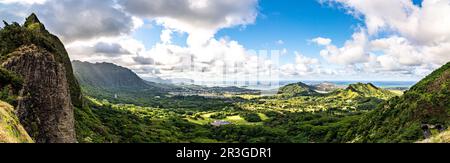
0, 13, 82, 108
1, 45, 76, 143
0, 13, 80, 143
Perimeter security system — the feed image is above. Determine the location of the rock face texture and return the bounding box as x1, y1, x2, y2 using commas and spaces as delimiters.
0, 13, 80, 143
1, 45, 76, 143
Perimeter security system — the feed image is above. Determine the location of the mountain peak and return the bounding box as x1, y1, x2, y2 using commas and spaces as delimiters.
347, 83, 379, 91
26, 13, 40, 23
333, 82, 396, 100
278, 82, 317, 96
72, 61, 151, 89
24, 13, 45, 31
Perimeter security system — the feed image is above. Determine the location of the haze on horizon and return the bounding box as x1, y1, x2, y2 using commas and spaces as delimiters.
1, 0, 449, 83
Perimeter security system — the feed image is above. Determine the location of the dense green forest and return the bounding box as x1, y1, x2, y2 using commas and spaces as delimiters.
72, 61, 449, 143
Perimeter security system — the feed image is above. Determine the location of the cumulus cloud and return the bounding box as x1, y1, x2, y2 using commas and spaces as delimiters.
370, 36, 423, 66
118, 0, 259, 46
105, 0, 267, 81
94, 42, 130, 56
118, 0, 258, 32
315, 30, 370, 65
29, 0, 139, 42
280, 51, 325, 76
160, 29, 173, 44
39, 0, 264, 82
318, 0, 450, 77
5, 0, 446, 81
134, 38, 275, 81
311, 37, 332, 46
321, 0, 450, 45
0, 0, 46, 5
66, 36, 144, 62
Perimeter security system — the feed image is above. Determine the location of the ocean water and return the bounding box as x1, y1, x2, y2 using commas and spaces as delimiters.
194, 80, 418, 90
301, 81, 418, 88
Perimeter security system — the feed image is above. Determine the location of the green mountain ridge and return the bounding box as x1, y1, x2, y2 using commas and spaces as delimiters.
278, 82, 318, 96
331, 83, 397, 100
350, 62, 450, 143
72, 61, 259, 98
72, 60, 156, 89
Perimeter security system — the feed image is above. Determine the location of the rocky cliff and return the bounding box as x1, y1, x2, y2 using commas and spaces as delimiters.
2, 45, 76, 143
0, 14, 79, 143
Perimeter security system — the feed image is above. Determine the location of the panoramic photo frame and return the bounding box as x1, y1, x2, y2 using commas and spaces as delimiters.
0, 0, 449, 161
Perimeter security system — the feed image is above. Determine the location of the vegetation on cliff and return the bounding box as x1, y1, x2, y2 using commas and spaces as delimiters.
0, 13, 82, 107
0, 100, 33, 143
348, 62, 449, 143
332, 83, 397, 100
0, 67, 22, 105
0, 14, 79, 143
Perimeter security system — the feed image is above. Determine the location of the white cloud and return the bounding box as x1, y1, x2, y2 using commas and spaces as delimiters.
119, 0, 259, 47
324, 0, 450, 45
319, 0, 450, 78
0, 0, 46, 5
34, 0, 264, 82
311, 37, 332, 46
111, 0, 265, 81
30, 0, 138, 42
3, 0, 447, 81
276, 40, 284, 45
370, 36, 423, 66
67, 36, 145, 62
160, 29, 173, 44
280, 51, 323, 76
316, 30, 370, 65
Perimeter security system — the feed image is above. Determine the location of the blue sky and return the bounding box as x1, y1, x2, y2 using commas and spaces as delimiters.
1, 0, 448, 82
132, 0, 360, 65
217, 0, 359, 65
146, 0, 424, 66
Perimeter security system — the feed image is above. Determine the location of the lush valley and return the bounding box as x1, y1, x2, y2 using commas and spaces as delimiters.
72, 60, 449, 143
0, 14, 448, 144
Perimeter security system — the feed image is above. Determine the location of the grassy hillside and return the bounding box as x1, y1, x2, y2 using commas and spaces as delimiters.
278, 82, 318, 97
350, 62, 450, 143
418, 129, 450, 143
332, 83, 397, 100
0, 100, 33, 143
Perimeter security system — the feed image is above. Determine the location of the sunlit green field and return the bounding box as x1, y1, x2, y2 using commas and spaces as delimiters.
186, 112, 269, 126
75, 84, 407, 143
